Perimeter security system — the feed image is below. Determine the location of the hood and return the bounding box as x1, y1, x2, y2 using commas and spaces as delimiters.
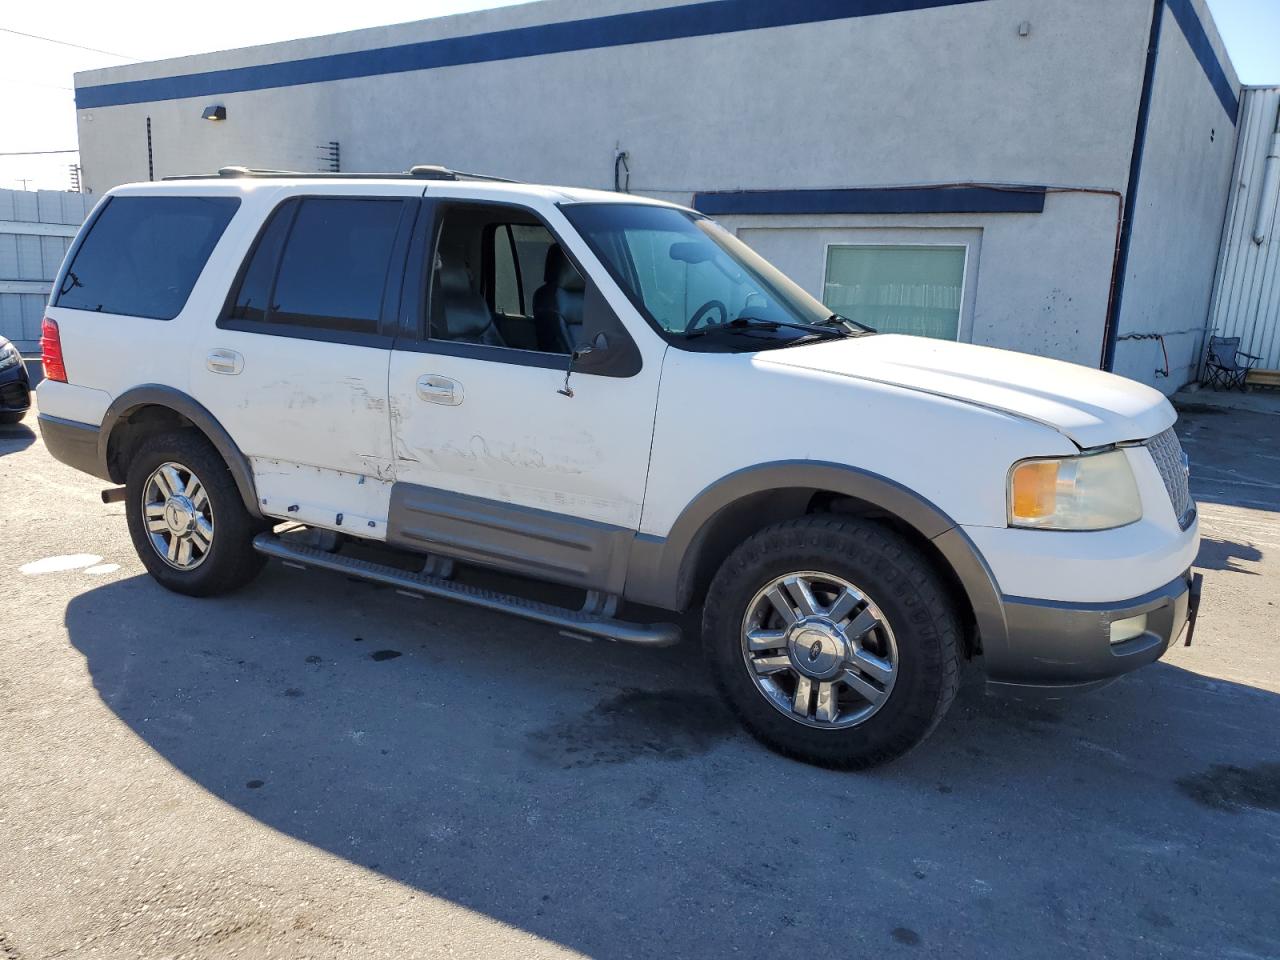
759, 335, 1175, 449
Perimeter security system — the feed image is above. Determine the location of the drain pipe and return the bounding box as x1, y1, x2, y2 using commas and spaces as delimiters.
1253, 100, 1280, 244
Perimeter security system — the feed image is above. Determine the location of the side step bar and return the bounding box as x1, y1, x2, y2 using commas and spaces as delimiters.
252, 533, 681, 647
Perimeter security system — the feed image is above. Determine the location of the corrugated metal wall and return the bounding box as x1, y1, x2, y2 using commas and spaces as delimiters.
0, 189, 93, 354
1207, 86, 1280, 372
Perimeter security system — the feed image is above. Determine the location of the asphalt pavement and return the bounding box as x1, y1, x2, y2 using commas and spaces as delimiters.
1, 398, 1278, 959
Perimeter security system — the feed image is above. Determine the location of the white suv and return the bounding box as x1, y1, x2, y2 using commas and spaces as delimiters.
37, 167, 1201, 768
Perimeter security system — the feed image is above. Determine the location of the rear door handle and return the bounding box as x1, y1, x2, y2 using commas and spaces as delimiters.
206, 348, 243, 375
416, 374, 463, 406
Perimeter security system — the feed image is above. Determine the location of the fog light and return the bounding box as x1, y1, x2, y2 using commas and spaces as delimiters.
1109, 613, 1149, 645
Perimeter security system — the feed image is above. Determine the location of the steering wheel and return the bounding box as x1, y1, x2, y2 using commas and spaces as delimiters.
686, 299, 729, 333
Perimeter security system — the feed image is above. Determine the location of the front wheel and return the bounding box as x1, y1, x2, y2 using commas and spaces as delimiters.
702, 515, 961, 769
124, 430, 266, 597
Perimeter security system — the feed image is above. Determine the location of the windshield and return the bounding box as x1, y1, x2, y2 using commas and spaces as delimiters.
561, 203, 854, 349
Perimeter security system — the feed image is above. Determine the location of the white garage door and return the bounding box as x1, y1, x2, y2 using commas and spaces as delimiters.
736, 226, 982, 342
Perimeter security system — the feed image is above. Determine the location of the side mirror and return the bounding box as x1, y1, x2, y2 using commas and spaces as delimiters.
558, 332, 611, 398
573, 331, 610, 364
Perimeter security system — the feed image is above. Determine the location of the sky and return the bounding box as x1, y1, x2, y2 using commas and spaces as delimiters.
1, 0, 1278, 192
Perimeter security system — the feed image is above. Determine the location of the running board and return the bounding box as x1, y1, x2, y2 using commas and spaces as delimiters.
252, 533, 681, 647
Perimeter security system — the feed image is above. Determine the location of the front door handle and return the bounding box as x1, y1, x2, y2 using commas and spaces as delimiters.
416, 374, 463, 406
206, 348, 243, 375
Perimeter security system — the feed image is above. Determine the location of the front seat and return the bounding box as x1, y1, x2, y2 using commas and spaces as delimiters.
431, 263, 504, 346
532, 245, 585, 354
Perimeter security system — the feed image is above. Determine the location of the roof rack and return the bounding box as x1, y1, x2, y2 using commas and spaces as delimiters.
162, 164, 521, 183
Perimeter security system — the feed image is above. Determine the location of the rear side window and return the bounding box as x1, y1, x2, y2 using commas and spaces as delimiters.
225, 197, 406, 338
56, 196, 239, 320
228, 202, 293, 324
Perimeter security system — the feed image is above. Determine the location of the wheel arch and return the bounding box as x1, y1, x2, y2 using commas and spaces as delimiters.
623, 461, 1007, 657
99, 385, 262, 518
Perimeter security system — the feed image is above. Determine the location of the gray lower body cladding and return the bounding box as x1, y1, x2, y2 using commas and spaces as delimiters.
985, 571, 1194, 694
38, 414, 109, 480
386, 483, 633, 594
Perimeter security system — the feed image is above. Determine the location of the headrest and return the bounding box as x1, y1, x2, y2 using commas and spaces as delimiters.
543, 244, 585, 293
432, 262, 491, 339
437, 263, 474, 296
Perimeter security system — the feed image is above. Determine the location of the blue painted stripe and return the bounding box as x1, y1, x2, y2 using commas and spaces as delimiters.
75, 0, 988, 109
692, 186, 1047, 216
1165, 0, 1238, 122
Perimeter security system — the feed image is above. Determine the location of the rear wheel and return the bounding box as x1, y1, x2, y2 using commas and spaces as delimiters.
125, 431, 266, 596
703, 515, 960, 768
0, 410, 25, 424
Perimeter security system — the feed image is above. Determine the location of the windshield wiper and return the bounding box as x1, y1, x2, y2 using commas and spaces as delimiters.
684, 317, 849, 340
821, 313, 876, 335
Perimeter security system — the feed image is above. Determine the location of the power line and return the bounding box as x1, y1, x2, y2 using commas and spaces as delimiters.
0, 26, 136, 60
0, 149, 79, 156
0, 75, 74, 91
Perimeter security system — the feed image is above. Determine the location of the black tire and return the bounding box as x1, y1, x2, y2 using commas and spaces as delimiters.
125, 430, 266, 597
702, 515, 960, 769
0, 409, 25, 424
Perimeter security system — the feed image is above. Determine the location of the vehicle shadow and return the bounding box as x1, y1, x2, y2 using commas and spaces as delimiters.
1195, 536, 1262, 574
63, 569, 1280, 958
0, 419, 36, 454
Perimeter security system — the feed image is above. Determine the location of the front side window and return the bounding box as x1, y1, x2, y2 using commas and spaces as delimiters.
56, 195, 239, 320
561, 203, 857, 350
824, 244, 967, 340
429, 204, 576, 354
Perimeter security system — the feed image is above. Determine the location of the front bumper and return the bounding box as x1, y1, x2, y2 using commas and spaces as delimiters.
0, 369, 30, 413
985, 570, 1196, 696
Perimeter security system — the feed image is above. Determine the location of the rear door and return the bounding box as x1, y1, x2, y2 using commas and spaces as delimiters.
192, 185, 419, 537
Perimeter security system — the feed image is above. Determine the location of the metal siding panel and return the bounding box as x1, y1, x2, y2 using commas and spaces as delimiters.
40, 236, 65, 279
59, 192, 84, 224
0, 294, 20, 341
0, 236, 18, 280
15, 235, 43, 281
0, 191, 14, 222
21, 294, 47, 340
1208, 87, 1280, 371
13, 192, 38, 223
36, 190, 66, 223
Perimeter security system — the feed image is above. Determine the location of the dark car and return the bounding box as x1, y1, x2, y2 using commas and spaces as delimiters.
0, 335, 32, 424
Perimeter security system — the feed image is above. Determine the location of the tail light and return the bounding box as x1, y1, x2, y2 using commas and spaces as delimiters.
40, 317, 67, 382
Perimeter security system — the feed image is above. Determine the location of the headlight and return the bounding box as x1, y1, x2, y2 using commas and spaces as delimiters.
0, 343, 20, 372
1008, 450, 1141, 530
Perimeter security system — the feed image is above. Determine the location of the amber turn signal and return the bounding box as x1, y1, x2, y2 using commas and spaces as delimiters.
1010, 460, 1059, 521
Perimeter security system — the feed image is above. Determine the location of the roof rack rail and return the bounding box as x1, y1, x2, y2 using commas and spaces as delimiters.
161, 164, 522, 184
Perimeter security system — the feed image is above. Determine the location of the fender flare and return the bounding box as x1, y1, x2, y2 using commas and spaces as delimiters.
623, 460, 1008, 653
98, 384, 262, 517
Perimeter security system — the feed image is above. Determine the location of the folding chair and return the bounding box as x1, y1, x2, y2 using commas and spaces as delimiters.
1203, 336, 1262, 391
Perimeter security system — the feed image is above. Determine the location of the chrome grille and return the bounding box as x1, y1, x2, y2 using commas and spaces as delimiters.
1145, 428, 1195, 529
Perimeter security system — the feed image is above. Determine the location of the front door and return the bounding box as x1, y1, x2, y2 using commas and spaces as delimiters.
386, 197, 663, 592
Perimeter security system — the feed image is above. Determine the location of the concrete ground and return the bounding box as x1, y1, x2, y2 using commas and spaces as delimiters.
1, 399, 1278, 960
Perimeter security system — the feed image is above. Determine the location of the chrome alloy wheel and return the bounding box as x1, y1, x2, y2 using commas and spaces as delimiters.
740, 571, 899, 729
142, 461, 215, 571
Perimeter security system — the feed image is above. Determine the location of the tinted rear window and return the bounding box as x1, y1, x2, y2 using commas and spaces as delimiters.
270, 198, 402, 334
56, 196, 239, 320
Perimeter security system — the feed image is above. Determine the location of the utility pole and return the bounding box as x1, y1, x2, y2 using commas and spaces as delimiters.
17, 178, 31, 191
